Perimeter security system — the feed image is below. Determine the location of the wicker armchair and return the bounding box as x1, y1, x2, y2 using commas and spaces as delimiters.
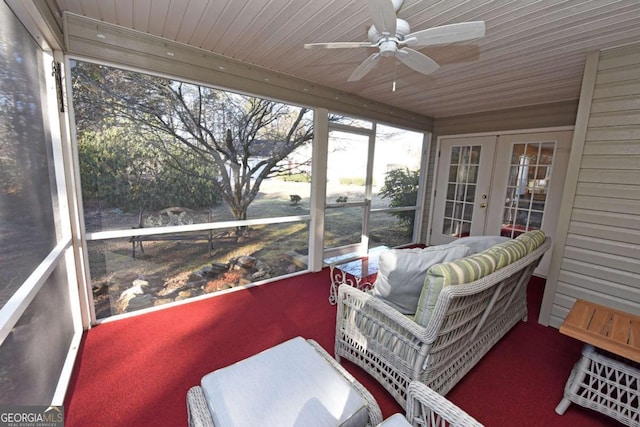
188, 379, 483, 427
335, 236, 551, 409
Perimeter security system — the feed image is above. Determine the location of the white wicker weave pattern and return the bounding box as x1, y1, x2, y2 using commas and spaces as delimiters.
335, 237, 551, 408
557, 344, 640, 426
187, 386, 216, 427
405, 381, 483, 427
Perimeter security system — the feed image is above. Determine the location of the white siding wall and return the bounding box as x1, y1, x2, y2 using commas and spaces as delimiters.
541, 43, 640, 327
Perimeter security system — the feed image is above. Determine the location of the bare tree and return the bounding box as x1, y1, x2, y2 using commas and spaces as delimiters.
72, 62, 314, 223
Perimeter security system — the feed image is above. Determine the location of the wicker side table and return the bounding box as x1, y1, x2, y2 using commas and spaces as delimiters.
555, 299, 640, 426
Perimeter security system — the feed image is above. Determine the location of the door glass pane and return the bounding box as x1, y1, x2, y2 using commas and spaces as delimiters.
324, 206, 363, 249
326, 131, 368, 204
466, 184, 476, 202
325, 123, 425, 253
441, 144, 481, 237
448, 166, 458, 181
443, 218, 453, 236
451, 147, 460, 163
371, 124, 423, 249
501, 142, 555, 237
445, 201, 454, 217
463, 203, 474, 221
467, 165, 478, 182
369, 210, 415, 249
325, 128, 370, 252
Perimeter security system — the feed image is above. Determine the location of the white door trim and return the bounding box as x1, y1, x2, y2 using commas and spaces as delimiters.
438, 126, 574, 140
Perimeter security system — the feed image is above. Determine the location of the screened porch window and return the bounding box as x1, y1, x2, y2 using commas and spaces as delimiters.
0, 1, 77, 405
322, 116, 425, 260
71, 61, 313, 319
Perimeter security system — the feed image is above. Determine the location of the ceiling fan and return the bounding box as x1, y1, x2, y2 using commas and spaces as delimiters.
304, 0, 485, 82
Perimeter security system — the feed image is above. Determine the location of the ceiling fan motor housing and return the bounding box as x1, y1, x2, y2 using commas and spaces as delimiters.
368, 18, 410, 56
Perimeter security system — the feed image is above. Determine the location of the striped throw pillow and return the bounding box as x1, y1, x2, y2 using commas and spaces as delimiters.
414, 251, 500, 327
516, 230, 546, 252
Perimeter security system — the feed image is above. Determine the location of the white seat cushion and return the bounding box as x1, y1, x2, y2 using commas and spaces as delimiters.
201, 337, 369, 427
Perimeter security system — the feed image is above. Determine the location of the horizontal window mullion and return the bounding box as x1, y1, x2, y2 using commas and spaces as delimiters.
370, 206, 417, 213
325, 201, 367, 209
328, 122, 374, 136
86, 214, 311, 241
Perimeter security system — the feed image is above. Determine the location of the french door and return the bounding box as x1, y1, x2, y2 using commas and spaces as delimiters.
430, 136, 497, 245
431, 131, 572, 275
323, 126, 374, 259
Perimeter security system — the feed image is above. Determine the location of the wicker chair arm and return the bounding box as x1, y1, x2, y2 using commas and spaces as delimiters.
406, 381, 484, 427
336, 284, 437, 385
337, 284, 433, 342
186, 386, 216, 427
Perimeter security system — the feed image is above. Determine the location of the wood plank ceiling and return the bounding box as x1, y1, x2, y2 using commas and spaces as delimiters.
49, 0, 640, 119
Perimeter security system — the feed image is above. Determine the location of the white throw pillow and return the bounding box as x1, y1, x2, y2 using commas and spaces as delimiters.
372, 244, 470, 314
454, 235, 511, 255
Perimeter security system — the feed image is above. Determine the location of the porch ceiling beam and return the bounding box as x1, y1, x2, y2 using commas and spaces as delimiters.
63, 13, 433, 132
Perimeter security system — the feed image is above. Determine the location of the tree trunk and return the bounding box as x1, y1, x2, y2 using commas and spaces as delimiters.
231, 206, 248, 238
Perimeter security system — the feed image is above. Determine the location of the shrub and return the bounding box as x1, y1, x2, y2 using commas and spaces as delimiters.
78, 127, 222, 212
379, 168, 419, 229
339, 177, 366, 186
283, 173, 311, 183
290, 194, 301, 205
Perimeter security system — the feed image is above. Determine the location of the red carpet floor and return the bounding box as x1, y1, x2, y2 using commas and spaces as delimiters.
64, 269, 619, 426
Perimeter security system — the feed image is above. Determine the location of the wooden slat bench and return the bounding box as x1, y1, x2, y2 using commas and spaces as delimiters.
129, 207, 214, 258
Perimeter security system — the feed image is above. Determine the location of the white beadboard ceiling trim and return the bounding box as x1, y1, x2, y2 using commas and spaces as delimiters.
46, 0, 640, 119
63, 13, 433, 131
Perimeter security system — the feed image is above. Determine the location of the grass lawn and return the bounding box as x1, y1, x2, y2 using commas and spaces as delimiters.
87, 179, 413, 318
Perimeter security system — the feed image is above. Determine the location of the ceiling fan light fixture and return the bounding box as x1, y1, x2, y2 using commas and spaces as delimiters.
379, 40, 397, 56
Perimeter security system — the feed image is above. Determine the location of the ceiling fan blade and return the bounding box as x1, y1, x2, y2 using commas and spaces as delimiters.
348, 53, 381, 82
405, 21, 485, 47
368, 0, 397, 35
395, 48, 439, 75
304, 42, 375, 49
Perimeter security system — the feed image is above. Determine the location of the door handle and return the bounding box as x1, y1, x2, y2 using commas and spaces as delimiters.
480, 202, 487, 208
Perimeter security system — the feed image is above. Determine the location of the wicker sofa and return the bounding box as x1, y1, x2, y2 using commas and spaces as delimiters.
335, 231, 551, 409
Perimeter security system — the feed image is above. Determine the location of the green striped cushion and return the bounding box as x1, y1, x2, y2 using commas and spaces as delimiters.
516, 230, 546, 252
414, 251, 500, 327
486, 239, 528, 269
